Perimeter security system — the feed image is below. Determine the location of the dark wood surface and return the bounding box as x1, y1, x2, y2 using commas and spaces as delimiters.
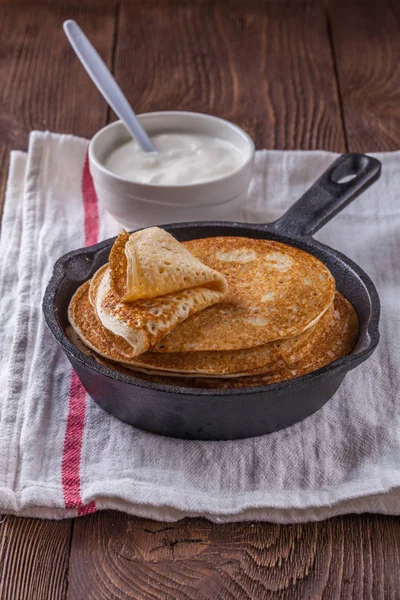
0, 1, 399, 598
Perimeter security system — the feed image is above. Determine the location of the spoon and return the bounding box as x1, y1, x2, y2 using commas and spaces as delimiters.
63, 20, 157, 154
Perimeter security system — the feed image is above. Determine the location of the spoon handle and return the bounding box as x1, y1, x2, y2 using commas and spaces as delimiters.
63, 20, 156, 154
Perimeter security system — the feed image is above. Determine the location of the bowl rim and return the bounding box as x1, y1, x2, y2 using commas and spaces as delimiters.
88, 111, 256, 191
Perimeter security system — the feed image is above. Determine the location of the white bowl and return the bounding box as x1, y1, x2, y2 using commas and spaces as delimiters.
88, 111, 255, 228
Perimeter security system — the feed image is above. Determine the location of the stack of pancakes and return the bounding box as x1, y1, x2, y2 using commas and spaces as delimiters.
68, 227, 358, 388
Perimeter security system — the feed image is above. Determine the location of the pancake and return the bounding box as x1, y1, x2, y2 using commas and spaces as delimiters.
153, 236, 335, 352
69, 284, 356, 385
69, 279, 285, 376
70, 273, 337, 377
68, 229, 340, 380
117, 360, 285, 379
67, 319, 285, 379
109, 227, 228, 302
97, 268, 227, 356
276, 302, 334, 365
89, 263, 108, 307
124, 346, 284, 376
123, 292, 357, 388
107, 303, 334, 376
70, 263, 227, 358
69, 281, 138, 361
83, 228, 228, 356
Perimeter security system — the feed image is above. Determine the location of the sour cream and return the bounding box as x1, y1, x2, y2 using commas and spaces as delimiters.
103, 132, 244, 186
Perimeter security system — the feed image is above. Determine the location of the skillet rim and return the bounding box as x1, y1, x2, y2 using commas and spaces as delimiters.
42, 221, 380, 398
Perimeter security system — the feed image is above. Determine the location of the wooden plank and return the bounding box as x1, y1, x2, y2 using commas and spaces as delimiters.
68, 512, 400, 599
111, 0, 345, 151
0, 1, 116, 219
0, 3, 116, 599
328, 0, 400, 151
0, 0, 111, 3
0, 515, 73, 600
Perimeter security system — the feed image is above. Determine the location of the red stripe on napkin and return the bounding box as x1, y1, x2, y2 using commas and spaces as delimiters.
82, 153, 100, 247
61, 152, 99, 515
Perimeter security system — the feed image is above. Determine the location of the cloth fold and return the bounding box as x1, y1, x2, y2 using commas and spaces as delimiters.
0, 131, 399, 522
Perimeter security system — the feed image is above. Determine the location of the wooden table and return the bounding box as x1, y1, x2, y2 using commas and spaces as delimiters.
1, 1, 399, 598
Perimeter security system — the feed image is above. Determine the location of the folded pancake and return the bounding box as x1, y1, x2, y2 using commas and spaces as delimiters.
114, 292, 358, 388
109, 228, 228, 302
69, 228, 229, 357
153, 236, 335, 352
70, 264, 227, 358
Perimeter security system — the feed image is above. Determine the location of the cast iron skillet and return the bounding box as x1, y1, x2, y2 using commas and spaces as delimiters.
43, 153, 381, 440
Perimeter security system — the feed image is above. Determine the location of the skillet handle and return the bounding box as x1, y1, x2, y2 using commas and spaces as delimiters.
272, 153, 381, 237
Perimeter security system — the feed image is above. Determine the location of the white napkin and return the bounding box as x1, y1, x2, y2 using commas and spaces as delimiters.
0, 131, 399, 522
